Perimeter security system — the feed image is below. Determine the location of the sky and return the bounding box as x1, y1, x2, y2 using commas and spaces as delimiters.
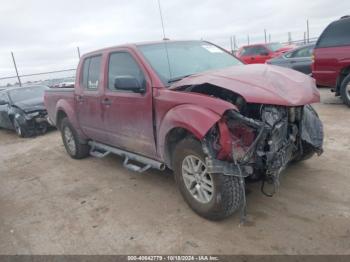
0, 0, 349, 84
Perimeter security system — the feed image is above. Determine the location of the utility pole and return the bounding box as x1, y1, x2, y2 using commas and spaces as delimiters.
77, 47, 81, 59
288, 32, 292, 44
306, 19, 310, 43
247, 34, 250, 45
264, 29, 267, 43
230, 36, 233, 54
269, 34, 271, 43
11, 52, 21, 87
233, 35, 237, 50
304, 32, 306, 44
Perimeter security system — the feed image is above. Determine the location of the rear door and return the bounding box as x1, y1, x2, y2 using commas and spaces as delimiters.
76, 55, 108, 142
287, 46, 313, 74
103, 49, 157, 158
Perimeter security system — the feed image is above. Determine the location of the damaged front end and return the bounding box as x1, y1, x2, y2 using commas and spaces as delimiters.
14, 109, 50, 136
202, 103, 324, 201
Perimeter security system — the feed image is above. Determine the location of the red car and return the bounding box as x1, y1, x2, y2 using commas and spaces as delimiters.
312, 16, 350, 106
237, 43, 295, 64
45, 40, 323, 221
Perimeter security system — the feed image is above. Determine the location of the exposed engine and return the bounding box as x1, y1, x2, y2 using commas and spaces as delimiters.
196, 84, 324, 197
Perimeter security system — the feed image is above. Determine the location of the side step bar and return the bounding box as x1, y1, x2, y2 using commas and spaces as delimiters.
88, 141, 166, 173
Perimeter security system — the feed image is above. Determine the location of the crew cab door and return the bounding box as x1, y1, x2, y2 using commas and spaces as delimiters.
103, 50, 157, 158
76, 54, 108, 142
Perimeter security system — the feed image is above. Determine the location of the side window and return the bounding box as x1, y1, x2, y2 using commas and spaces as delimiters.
81, 55, 102, 90
0, 92, 9, 103
255, 46, 268, 55
317, 19, 350, 48
241, 47, 255, 56
291, 46, 313, 58
108, 52, 145, 91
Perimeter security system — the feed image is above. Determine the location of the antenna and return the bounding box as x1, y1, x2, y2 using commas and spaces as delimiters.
157, 0, 167, 40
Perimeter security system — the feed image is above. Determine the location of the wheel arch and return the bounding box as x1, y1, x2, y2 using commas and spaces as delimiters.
158, 104, 223, 168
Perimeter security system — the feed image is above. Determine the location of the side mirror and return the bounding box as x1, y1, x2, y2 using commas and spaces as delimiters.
0, 99, 8, 105
114, 75, 145, 93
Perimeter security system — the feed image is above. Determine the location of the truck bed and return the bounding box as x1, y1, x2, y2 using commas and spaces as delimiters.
44, 88, 75, 127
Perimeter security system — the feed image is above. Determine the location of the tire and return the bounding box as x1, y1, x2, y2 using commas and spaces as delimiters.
173, 137, 243, 221
292, 142, 315, 163
13, 118, 26, 138
60, 117, 90, 159
340, 74, 350, 107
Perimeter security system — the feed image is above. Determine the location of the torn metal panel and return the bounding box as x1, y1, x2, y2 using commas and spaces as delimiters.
301, 105, 324, 154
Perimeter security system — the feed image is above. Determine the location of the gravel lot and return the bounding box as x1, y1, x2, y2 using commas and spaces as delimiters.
0, 88, 349, 255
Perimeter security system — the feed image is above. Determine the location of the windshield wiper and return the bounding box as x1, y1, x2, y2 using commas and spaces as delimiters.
167, 74, 193, 84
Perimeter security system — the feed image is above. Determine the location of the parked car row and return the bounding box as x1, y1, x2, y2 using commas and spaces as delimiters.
236, 16, 350, 107
0, 85, 51, 137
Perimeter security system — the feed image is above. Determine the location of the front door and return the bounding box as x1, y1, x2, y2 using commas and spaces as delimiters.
103, 50, 157, 158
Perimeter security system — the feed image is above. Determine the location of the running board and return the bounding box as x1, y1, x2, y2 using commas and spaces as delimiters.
88, 141, 165, 173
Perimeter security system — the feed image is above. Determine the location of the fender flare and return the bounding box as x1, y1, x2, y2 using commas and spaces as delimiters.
158, 104, 226, 165
55, 99, 88, 142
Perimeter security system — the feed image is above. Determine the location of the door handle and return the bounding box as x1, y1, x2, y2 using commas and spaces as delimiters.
76, 95, 84, 102
101, 98, 112, 106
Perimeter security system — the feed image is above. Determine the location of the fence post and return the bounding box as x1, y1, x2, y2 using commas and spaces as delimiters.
11, 52, 21, 87
306, 19, 310, 43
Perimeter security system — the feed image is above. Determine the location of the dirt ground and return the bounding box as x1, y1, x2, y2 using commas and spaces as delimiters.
0, 88, 349, 255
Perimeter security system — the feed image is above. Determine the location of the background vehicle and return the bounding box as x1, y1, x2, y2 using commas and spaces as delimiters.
312, 16, 350, 106
236, 42, 295, 64
266, 44, 314, 75
45, 40, 323, 221
0, 85, 50, 137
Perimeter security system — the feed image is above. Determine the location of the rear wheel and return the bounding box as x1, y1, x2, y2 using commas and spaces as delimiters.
60, 117, 90, 159
173, 137, 243, 221
340, 74, 350, 107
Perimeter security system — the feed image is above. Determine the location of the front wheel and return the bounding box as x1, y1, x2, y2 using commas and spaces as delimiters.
13, 119, 26, 138
340, 74, 350, 107
60, 117, 90, 159
173, 137, 243, 221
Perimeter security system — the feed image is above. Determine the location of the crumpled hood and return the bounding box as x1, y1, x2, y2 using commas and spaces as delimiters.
14, 97, 46, 113
170, 64, 320, 106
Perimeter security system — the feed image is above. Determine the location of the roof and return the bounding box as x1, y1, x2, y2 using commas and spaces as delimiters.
82, 40, 205, 57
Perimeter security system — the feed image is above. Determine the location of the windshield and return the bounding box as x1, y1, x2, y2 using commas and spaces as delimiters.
138, 41, 242, 85
267, 43, 283, 52
8, 86, 47, 103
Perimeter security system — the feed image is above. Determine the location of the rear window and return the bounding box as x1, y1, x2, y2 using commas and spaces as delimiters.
316, 18, 350, 48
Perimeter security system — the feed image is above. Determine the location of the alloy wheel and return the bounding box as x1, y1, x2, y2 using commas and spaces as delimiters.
181, 155, 214, 204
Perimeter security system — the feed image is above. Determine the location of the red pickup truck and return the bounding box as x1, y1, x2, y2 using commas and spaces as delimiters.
45, 40, 323, 220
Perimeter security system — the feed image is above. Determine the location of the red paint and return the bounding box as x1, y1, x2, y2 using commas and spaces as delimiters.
312, 17, 350, 89
236, 43, 295, 64
45, 41, 320, 165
